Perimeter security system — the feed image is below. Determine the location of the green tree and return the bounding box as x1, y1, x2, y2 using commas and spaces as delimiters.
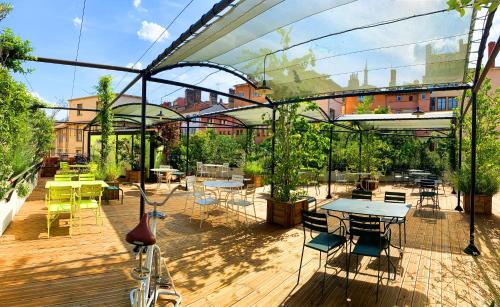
0, 2, 12, 22
95, 76, 115, 171
447, 0, 498, 16
0, 28, 34, 73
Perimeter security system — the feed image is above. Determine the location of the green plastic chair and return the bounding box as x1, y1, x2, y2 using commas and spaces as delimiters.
78, 173, 95, 181
54, 174, 73, 181
76, 184, 103, 232
46, 186, 75, 238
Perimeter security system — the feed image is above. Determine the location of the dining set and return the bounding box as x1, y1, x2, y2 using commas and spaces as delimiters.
298, 190, 411, 300
183, 174, 256, 227
45, 173, 108, 237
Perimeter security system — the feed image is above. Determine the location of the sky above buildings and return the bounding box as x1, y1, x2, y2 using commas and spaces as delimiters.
2, 0, 499, 117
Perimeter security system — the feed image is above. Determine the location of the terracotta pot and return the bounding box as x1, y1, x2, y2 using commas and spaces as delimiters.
252, 175, 263, 188
463, 194, 492, 215
266, 198, 307, 228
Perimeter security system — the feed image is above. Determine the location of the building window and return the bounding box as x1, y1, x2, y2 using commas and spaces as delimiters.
238, 92, 245, 97
253, 92, 259, 97
448, 97, 458, 110
422, 93, 426, 100
76, 129, 82, 142
396, 96, 401, 101
77, 103, 83, 116
76, 149, 81, 154
437, 97, 446, 110
409, 95, 413, 101
357, 96, 363, 102
430, 97, 436, 111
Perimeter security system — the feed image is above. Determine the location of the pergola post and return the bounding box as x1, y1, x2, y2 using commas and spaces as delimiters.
87, 129, 91, 161
185, 120, 190, 189
139, 76, 148, 219
115, 134, 119, 165
149, 131, 155, 181
326, 124, 333, 199
131, 134, 135, 157
464, 92, 480, 256
270, 106, 276, 197
455, 101, 464, 211
358, 130, 362, 178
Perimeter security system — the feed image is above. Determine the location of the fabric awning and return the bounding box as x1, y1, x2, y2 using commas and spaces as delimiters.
335, 111, 454, 130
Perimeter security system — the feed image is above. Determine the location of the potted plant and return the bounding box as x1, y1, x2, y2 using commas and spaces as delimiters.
452, 78, 500, 215
94, 161, 122, 200
453, 166, 499, 214
126, 150, 141, 182
243, 160, 265, 188
265, 104, 309, 228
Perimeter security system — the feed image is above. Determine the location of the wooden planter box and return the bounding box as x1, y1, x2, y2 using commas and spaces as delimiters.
105, 180, 120, 200
266, 198, 307, 228
464, 194, 492, 215
127, 170, 141, 183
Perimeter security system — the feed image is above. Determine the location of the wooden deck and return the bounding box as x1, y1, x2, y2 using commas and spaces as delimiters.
0, 178, 499, 306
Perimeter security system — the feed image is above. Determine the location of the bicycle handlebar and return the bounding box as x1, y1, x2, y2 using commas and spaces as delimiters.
123, 182, 183, 207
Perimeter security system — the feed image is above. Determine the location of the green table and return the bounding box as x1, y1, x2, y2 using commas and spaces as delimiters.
45, 180, 109, 189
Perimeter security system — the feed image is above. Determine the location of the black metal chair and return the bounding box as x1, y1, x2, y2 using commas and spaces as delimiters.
417, 179, 439, 211
352, 189, 372, 200
298, 210, 347, 295
381, 191, 407, 249
346, 214, 395, 301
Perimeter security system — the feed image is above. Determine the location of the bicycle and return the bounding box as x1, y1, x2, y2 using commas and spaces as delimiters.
125, 183, 182, 307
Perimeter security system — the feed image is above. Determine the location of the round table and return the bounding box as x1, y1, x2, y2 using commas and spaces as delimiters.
203, 180, 244, 189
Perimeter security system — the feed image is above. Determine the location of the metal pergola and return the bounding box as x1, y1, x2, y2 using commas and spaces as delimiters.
31, 1, 498, 257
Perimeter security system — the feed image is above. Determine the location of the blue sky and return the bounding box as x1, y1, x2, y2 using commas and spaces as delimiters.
2, 0, 499, 113
3, 0, 240, 109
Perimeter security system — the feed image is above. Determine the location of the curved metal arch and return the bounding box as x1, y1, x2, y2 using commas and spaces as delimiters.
111, 102, 186, 120
151, 61, 258, 89
192, 113, 248, 128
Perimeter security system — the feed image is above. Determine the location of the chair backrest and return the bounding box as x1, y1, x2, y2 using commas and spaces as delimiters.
384, 191, 406, 203
348, 214, 382, 238
335, 170, 346, 181
196, 162, 203, 171
54, 174, 73, 181
245, 184, 256, 201
48, 186, 73, 202
231, 174, 244, 182
79, 184, 102, 198
302, 210, 328, 233
352, 189, 372, 200
193, 182, 205, 198
427, 174, 438, 180
420, 179, 436, 189
160, 164, 171, 169
186, 175, 196, 188
60, 162, 69, 170
78, 173, 95, 181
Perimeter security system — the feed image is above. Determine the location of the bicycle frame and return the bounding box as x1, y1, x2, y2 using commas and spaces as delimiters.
128, 184, 182, 307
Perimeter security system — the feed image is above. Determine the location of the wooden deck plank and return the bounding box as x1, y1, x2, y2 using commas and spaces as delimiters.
0, 179, 498, 306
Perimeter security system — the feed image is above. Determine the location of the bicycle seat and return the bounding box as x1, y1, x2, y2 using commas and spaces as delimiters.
126, 213, 156, 246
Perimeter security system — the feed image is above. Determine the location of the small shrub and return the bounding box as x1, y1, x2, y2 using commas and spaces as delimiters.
16, 181, 30, 197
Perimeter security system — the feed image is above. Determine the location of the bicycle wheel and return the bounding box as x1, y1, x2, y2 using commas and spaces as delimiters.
149, 246, 162, 303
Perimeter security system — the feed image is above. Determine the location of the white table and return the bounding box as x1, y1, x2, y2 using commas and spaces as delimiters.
151, 168, 178, 189
203, 180, 244, 202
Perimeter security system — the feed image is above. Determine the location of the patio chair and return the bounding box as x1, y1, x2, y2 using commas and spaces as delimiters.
393, 171, 403, 186
298, 210, 347, 296
417, 179, 439, 211
346, 215, 395, 301
191, 182, 218, 228
78, 173, 95, 181
54, 174, 73, 181
351, 189, 372, 200
46, 186, 75, 238
183, 175, 197, 212
75, 184, 103, 233
160, 171, 173, 190
227, 184, 257, 224
381, 191, 407, 248
220, 163, 230, 179
231, 174, 244, 182
196, 162, 208, 178
334, 170, 349, 193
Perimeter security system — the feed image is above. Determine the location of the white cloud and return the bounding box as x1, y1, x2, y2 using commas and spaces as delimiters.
126, 62, 143, 69
137, 21, 169, 42
133, 0, 141, 8
73, 17, 82, 28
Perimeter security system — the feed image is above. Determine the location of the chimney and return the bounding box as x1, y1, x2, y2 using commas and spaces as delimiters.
488, 41, 496, 67
389, 69, 397, 87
